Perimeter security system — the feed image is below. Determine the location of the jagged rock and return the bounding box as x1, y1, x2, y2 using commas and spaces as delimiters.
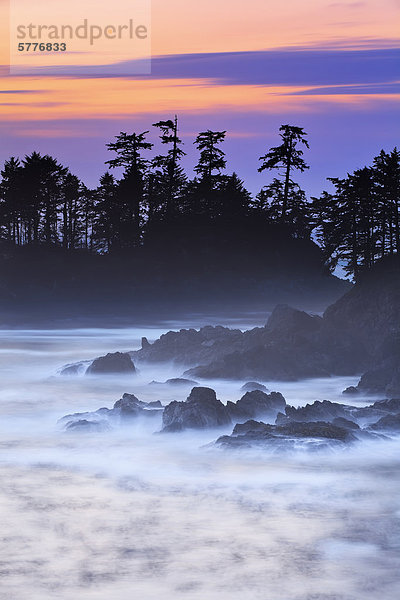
113, 393, 145, 417
141, 337, 151, 349
133, 325, 243, 366
275, 420, 356, 442
60, 393, 162, 430
58, 407, 111, 425
354, 355, 400, 398
283, 400, 351, 423
149, 378, 198, 387
215, 419, 357, 449
232, 420, 272, 435
65, 419, 111, 433
162, 387, 231, 432
112, 393, 163, 417
226, 390, 286, 422
275, 411, 288, 425
350, 406, 389, 426
86, 352, 136, 375
130, 257, 400, 384
165, 378, 198, 386
332, 417, 360, 430
60, 363, 84, 376
369, 413, 400, 432
240, 381, 268, 392
279, 399, 392, 428
372, 398, 400, 412
342, 386, 359, 395
265, 304, 322, 338
357, 360, 394, 395
386, 368, 400, 398
322, 256, 400, 368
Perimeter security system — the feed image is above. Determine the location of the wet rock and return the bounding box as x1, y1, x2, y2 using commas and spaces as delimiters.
265, 304, 323, 338
141, 337, 151, 349
350, 406, 389, 426
275, 420, 356, 442
165, 378, 198, 386
369, 413, 400, 432
131, 258, 400, 384
86, 352, 136, 375
275, 411, 288, 425
240, 381, 268, 392
372, 398, 400, 413
60, 362, 88, 376
386, 368, 400, 398
284, 400, 351, 423
215, 419, 357, 449
112, 393, 163, 417
113, 393, 145, 417
162, 387, 231, 432
232, 420, 271, 435
332, 417, 360, 430
65, 419, 111, 433
60, 393, 162, 430
58, 407, 111, 425
342, 386, 359, 395
149, 378, 198, 387
133, 325, 243, 366
357, 360, 395, 395
227, 390, 286, 422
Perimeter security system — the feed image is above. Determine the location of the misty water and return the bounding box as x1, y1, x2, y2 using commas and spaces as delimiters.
0, 322, 399, 600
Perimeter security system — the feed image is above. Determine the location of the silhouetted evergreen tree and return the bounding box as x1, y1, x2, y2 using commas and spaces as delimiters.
106, 131, 153, 246
258, 125, 309, 221
61, 173, 80, 250
191, 130, 227, 218
253, 178, 311, 239
1, 119, 398, 284
215, 173, 251, 220
0, 157, 22, 243
311, 148, 400, 278
373, 148, 400, 255
20, 152, 67, 245
151, 116, 186, 220
93, 172, 122, 252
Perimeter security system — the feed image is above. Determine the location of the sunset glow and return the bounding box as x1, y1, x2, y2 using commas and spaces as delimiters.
1, 0, 399, 192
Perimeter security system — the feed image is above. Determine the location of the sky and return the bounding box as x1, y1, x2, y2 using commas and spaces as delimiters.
0, 0, 399, 197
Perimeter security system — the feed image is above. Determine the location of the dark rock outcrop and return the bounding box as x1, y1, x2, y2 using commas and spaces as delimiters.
372, 398, 400, 413
265, 304, 323, 338
129, 257, 400, 387
133, 325, 243, 366
162, 387, 232, 432
342, 386, 359, 395
283, 400, 351, 423
332, 417, 360, 430
369, 413, 400, 432
323, 257, 400, 362
226, 390, 286, 422
60, 392, 162, 430
86, 352, 136, 375
356, 357, 400, 397
165, 378, 198, 386
216, 419, 357, 449
112, 393, 162, 418
60, 362, 87, 376
65, 419, 112, 433
148, 378, 198, 386
240, 381, 268, 392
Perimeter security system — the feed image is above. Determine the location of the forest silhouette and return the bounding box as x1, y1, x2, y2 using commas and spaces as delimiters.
0, 120, 398, 323
1, 120, 399, 277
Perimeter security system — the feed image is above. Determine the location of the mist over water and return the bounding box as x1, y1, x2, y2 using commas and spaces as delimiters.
0, 324, 399, 600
